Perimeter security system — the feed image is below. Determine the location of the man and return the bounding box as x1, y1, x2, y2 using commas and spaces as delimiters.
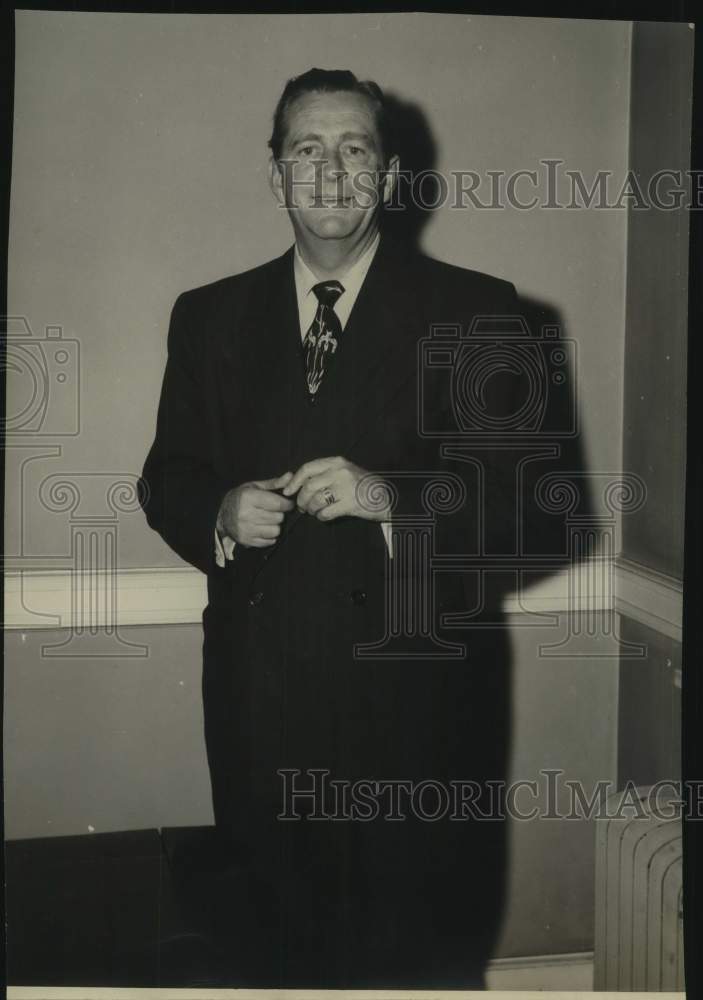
141, 68, 524, 988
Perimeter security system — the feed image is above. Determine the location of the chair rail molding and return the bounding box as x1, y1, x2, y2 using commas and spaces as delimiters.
4, 555, 681, 638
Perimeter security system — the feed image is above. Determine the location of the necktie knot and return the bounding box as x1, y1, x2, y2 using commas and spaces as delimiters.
313, 280, 345, 309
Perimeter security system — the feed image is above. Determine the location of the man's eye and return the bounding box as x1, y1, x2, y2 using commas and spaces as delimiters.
298, 145, 316, 156
346, 145, 366, 157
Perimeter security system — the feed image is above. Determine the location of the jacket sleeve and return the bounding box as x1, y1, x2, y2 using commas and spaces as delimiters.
139, 291, 233, 575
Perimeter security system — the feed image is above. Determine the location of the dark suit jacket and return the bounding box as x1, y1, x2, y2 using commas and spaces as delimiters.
140, 233, 527, 985
140, 232, 520, 591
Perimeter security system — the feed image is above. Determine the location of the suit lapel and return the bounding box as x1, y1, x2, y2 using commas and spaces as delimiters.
234, 246, 303, 409
225, 235, 427, 576
310, 233, 424, 449
221, 236, 426, 466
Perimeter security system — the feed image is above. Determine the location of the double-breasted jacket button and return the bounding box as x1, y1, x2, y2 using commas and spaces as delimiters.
248, 591, 264, 607
350, 588, 367, 606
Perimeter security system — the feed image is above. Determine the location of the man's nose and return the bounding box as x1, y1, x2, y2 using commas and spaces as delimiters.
322, 150, 346, 182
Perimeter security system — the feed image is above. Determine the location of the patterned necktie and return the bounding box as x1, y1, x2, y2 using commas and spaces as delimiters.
303, 280, 345, 396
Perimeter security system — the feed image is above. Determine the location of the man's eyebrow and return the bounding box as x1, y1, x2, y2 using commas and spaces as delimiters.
290, 133, 324, 144
288, 130, 376, 145
339, 131, 375, 142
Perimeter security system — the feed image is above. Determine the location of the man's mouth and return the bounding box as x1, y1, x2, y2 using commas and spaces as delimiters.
312, 195, 353, 208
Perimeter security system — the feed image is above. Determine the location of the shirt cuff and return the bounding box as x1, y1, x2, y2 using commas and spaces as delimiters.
214, 527, 236, 567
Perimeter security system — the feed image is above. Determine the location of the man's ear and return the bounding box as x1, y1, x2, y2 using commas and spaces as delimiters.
381, 154, 400, 206
268, 155, 285, 204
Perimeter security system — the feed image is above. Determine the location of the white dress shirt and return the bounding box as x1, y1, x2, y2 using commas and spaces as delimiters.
215, 232, 393, 567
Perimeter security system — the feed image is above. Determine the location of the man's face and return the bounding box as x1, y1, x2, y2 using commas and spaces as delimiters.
269, 89, 396, 243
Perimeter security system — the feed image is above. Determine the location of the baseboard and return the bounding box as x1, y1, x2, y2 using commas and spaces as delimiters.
7, 954, 598, 997
7, 953, 595, 996
485, 949, 594, 990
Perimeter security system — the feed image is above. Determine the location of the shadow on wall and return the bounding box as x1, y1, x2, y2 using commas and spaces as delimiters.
377, 90, 597, 970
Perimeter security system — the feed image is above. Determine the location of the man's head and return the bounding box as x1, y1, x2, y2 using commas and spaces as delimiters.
268, 69, 395, 164
267, 68, 399, 247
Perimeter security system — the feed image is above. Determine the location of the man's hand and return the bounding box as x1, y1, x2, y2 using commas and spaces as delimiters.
283, 456, 392, 522
217, 471, 295, 547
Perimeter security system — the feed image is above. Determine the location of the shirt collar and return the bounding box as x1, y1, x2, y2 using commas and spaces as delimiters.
293, 232, 381, 304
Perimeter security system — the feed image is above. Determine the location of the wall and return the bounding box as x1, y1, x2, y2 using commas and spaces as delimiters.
620, 21, 692, 580
616, 20, 692, 794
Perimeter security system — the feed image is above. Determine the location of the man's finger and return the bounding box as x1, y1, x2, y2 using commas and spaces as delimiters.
252, 471, 293, 490
246, 509, 285, 525
248, 523, 280, 539
249, 490, 295, 513
296, 471, 338, 511
315, 500, 347, 521
283, 456, 342, 496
